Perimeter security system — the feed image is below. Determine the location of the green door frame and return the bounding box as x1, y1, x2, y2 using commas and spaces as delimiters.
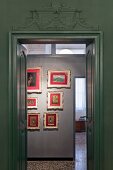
8, 31, 103, 170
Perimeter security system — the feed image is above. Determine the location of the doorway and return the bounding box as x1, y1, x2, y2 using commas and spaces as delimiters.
9, 32, 103, 170
75, 77, 87, 170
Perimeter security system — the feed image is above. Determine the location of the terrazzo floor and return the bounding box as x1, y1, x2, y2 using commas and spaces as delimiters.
27, 132, 86, 170
27, 161, 74, 170
75, 132, 87, 170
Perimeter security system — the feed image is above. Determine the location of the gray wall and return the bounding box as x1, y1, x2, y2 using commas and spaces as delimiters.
27, 55, 85, 158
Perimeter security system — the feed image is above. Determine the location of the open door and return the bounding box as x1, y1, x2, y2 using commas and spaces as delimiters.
9, 32, 102, 170
86, 42, 95, 170
17, 44, 27, 170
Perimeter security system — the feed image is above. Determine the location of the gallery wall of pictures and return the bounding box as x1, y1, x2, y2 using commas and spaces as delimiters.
27, 56, 86, 158
27, 68, 70, 130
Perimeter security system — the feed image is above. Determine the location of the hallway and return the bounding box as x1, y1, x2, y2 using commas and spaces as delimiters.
27, 132, 86, 170
75, 132, 87, 170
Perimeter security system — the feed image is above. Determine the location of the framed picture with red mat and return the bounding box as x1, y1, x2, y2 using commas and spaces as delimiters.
27, 113, 40, 130
27, 67, 42, 93
47, 70, 71, 88
43, 112, 58, 129
27, 97, 38, 109
47, 91, 63, 110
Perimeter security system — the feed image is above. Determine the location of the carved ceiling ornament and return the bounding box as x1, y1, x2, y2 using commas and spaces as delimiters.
12, 1, 99, 31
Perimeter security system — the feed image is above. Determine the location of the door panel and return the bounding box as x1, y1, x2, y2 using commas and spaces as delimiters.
86, 43, 95, 170
17, 44, 27, 170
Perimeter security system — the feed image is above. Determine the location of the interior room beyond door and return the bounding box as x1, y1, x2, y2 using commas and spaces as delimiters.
9, 32, 103, 170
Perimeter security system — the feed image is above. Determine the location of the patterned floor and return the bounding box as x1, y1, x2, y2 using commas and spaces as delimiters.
27, 132, 86, 170
27, 161, 74, 170
75, 132, 87, 170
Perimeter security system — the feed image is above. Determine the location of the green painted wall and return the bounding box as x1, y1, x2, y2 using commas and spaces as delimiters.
0, 0, 113, 170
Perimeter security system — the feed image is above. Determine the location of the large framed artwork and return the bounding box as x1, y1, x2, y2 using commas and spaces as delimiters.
27, 97, 38, 109
27, 113, 40, 130
47, 91, 63, 110
43, 112, 58, 129
47, 70, 71, 88
27, 67, 42, 93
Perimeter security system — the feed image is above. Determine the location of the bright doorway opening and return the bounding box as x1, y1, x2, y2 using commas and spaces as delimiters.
9, 32, 103, 170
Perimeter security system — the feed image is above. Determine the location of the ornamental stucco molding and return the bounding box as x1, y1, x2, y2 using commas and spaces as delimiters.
12, 1, 99, 31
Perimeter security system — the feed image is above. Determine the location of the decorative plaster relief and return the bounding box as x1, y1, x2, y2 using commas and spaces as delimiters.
12, 1, 99, 31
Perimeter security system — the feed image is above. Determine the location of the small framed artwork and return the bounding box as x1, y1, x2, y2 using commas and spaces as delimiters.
27, 97, 38, 109
43, 112, 58, 129
27, 113, 40, 130
47, 70, 71, 88
27, 67, 42, 93
47, 91, 63, 110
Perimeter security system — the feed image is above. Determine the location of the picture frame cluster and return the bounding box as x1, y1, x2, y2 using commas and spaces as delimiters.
27, 67, 71, 130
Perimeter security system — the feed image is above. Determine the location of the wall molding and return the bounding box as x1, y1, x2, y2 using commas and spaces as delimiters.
12, 2, 99, 31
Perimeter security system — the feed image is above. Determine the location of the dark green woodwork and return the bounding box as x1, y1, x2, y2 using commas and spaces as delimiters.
9, 37, 27, 170
86, 43, 95, 170
17, 44, 27, 170
0, 0, 112, 170
9, 31, 103, 170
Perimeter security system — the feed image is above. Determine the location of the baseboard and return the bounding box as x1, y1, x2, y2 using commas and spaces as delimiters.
27, 157, 73, 161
